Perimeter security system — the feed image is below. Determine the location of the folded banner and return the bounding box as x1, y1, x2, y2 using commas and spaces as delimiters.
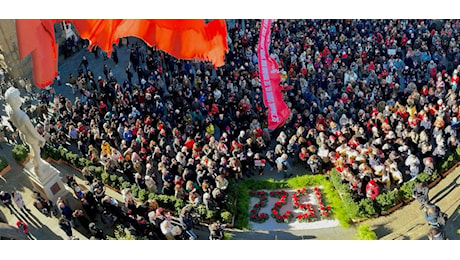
258, 19, 290, 130
15, 19, 228, 88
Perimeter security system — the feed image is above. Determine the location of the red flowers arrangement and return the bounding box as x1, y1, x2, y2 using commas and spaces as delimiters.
249, 190, 269, 223
292, 187, 317, 222
292, 187, 308, 210
270, 190, 293, 223
314, 186, 332, 219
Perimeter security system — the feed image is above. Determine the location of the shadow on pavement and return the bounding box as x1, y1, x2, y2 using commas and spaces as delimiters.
373, 224, 392, 239
430, 175, 460, 204
445, 204, 460, 240
228, 230, 316, 240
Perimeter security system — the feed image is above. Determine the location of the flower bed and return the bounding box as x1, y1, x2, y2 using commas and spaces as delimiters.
249, 190, 269, 223
292, 187, 316, 222
246, 187, 337, 229
314, 187, 332, 219
269, 190, 293, 223
233, 174, 342, 229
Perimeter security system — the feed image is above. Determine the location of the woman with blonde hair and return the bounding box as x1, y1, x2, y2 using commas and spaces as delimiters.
274, 144, 285, 157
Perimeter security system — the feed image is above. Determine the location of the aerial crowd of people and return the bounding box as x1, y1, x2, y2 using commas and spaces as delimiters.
1, 19, 458, 240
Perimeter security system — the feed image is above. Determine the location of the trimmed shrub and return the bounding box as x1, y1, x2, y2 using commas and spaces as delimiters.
49, 146, 60, 160
0, 156, 9, 172
356, 224, 377, 240
398, 180, 416, 201
101, 172, 110, 185
12, 144, 29, 163
41, 145, 50, 159
109, 174, 118, 188
137, 189, 149, 202
130, 185, 139, 198
147, 193, 186, 215
121, 181, 131, 189
206, 209, 217, 220
356, 198, 377, 219
220, 210, 233, 224
78, 157, 91, 169
415, 172, 432, 184
375, 190, 399, 212
58, 146, 69, 159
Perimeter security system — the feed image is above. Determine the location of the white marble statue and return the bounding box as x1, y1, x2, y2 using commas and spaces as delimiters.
5, 87, 46, 174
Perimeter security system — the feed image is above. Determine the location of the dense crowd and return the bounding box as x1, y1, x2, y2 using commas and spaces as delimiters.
2, 19, 457, 240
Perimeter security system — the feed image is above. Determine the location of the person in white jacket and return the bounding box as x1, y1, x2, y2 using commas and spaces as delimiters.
12, 191, 31, 212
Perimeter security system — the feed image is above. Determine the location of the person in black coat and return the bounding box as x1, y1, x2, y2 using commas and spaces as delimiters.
58, 216, 73, 238
179, 206, 198, 240
0, 191, 15, 214
72, 209, 91, 230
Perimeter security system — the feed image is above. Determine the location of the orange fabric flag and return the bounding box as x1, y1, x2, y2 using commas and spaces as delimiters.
16, 19, 58, 87
69, 19, 228, 66
111, 19, 228, 67
15, 19, 228, 88
68, 19, 124, 54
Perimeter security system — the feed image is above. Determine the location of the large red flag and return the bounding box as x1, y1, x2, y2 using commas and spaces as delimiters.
16, 19, 58, 87
15, 19, 228, 87
258, 19, 290, 130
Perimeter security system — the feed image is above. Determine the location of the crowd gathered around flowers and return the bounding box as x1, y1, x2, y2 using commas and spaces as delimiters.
1, 19, 459, 239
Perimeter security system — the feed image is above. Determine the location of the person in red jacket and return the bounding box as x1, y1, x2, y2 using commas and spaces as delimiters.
16, 220, 31, 239
366, 179, 380, 200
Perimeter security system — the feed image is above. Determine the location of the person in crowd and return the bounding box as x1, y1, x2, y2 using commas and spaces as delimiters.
412, 182, 430, 209
58, 215, 73, 238
0, 190, 15, 214
12, 191, 31, 213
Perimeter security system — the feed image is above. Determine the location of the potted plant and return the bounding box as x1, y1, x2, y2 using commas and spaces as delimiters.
220, 210, 233, 225
12, 144, 29, 165
137, 189, 149, 202
427, 172, 442, 188
58, 146, 69, 162
356, 197, 377, 219
398, 180, 416, 204
40, 145, 51, 161
0, 156, 11, 177
49, 146, 61, 161
376, 190, 401, 215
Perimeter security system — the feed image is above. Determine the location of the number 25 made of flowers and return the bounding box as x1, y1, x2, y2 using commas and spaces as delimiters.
249, 187, 332, 224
